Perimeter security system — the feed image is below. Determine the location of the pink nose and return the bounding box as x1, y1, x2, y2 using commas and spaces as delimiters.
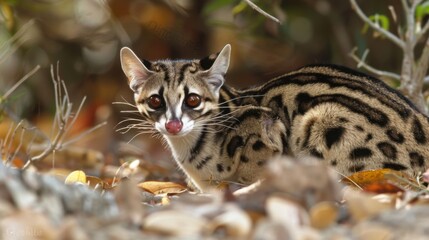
165, 119, 183, 135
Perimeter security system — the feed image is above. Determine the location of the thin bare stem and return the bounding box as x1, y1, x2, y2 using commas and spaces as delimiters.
349, 0, 405, 49
62, 121, 107, 147
243, 0, 281, 24
349, 48, 401, 81
0, 20, 35, 63
22, 64, 105, 170
2, 65, 40, 100
5, 121, 23, 165
7, 123, 26, 166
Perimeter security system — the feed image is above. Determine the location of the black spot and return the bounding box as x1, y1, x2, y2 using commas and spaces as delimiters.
412, 117, 427, 144
257, 160, 266, 166
349, 164, 365, 173
325, 127, 345, 149
240, 156, 249, 163
310, 149, 324, 159
196, 156, 212, 170
227, 166, 231, 172
382, 162, 408, 171
385, 128, 405, 144
217, 164, 224, 172
354, 125, 364, 132
339, 117, 348, 123
252, 140, 266, 151
350, 147, 373, 160
330, 159, 338, 166
376, 142, 397, 160
409, 152, 425, 168
226, 136, 244, 158
365, 134, 373, 142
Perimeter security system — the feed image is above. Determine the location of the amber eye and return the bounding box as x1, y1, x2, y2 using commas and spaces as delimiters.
147, 95, 163, 109
185, 93, 201, 108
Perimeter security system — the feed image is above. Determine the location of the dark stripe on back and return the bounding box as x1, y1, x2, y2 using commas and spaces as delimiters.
295, 92, 389, 127
244, 69, 413, 119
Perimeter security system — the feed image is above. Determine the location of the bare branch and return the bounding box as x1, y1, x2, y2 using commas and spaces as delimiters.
62, 121, 107, 147
243, 0, 281, 24
2, 65, 40, 100
349, 0, 405, 49
5, 121, 24, 165
0, 20, 35, 64
7, 122, 26, 166
349, 48, 401, 81
22, 64, 106, 170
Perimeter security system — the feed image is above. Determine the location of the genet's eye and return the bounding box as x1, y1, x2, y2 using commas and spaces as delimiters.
147, 95, 163, 109
185, 93, 201, 108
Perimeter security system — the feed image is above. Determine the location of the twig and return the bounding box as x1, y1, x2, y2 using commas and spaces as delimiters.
5, 121, 23, 165
0, 20, 35, 64
22, 64, 106, 170
349, 0, 405, 49
243, 0, 281, 24
2, 65, 40, 101
7, 122, 26, 166
349, 47, 401, 81
62, 121, 107, 147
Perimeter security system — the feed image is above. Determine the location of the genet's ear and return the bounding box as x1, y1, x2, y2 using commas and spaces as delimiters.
200, 44, 231, 96
120, 47, 153, 92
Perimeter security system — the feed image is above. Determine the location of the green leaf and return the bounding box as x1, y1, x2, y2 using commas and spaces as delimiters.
416, 1, 429, 22
203, 0, 236, 15
232, 1, 247, 15
362, 14, 390, 36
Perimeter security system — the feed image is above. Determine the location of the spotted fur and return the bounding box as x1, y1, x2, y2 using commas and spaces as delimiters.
121, 45, 429, 192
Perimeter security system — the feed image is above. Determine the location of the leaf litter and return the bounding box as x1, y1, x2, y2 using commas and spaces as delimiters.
0, 153, 428, 239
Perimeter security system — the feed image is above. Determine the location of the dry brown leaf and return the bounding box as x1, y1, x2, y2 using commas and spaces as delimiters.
64, 170, 87, 185
309, 201, 338, 229
341, 168, 415, 193
137, 181, 187, 195
362, 182, 404, 194
342, 169, 397, 187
